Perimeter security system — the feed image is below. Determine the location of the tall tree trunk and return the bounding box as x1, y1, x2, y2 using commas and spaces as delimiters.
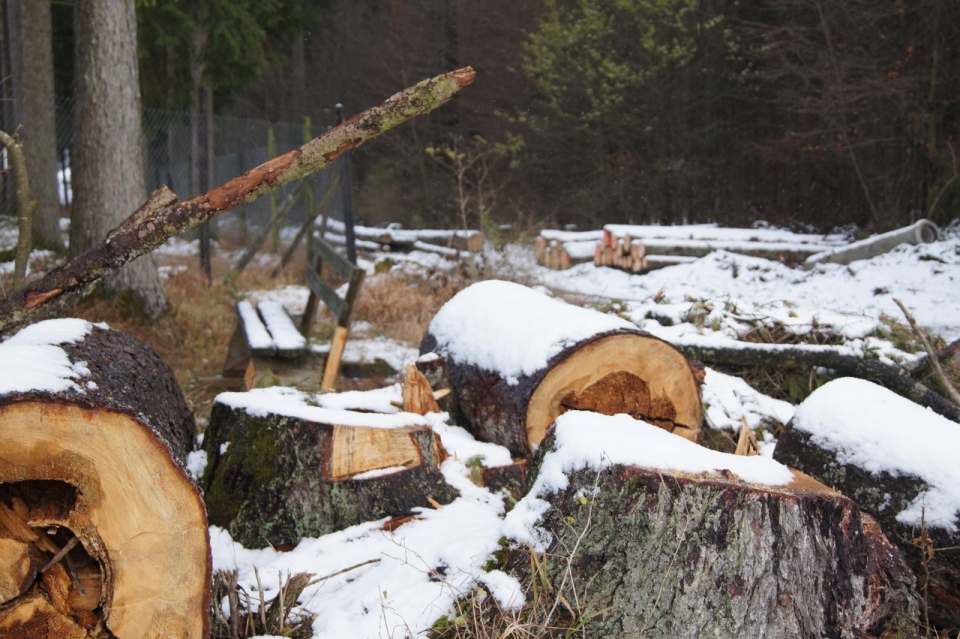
20, 0, 62, 251
70, 0, 168, 319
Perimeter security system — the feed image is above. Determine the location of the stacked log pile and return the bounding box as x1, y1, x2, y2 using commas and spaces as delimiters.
319, 219, 484, 258
0, 320, 209, 639
535, 221, 938, 272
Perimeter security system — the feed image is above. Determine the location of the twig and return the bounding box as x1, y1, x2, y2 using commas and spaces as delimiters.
40, 535, 80, 572
307, 557, 381, 587
893, 298, 960, 406
0, 67, 475, 336
927, 140, 959, 218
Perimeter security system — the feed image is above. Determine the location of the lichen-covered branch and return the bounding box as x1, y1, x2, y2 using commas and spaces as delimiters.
0, 130, 36, 288
0, 67, 475, 335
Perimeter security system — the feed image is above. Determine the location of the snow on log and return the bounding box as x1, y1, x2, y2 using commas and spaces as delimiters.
200, 387, 458, 548
0, 319, 209, 639
419, 281, 702, 457
773, 378, 960, 629
502, 411, 920, 637
805, 219, 940, 267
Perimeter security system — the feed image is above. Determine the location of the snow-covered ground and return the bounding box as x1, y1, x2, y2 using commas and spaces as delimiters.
3, 219, 958, 637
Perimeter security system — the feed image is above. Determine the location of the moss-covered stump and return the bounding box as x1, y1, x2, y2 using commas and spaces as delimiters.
202, 389, 459, 548
508, 414, 920, 638
773, 378, 960, 630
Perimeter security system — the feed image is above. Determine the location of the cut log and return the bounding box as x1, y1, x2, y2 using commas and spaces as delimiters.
420, 281, 702, 457
805, 219, 940, 267
0, 319, 209, 639
507, 412, 920, 638
773, 378, 960, 629
673, 339, 960, 423
201, 389, 457, 548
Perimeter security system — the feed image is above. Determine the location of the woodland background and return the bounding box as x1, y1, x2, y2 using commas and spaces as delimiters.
11, 0, 960, 235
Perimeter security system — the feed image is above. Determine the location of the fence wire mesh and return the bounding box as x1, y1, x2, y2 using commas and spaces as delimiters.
49, 95, 347, 237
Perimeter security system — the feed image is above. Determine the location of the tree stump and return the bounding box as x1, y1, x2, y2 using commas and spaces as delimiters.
419, 281, 702, 457
506, 411, 920, 638
773, 378, 960, 629
201, 388, 458, 548
0, 319, 209, 638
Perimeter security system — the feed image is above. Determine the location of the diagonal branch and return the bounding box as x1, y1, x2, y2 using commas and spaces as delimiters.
0, 67, 475, 335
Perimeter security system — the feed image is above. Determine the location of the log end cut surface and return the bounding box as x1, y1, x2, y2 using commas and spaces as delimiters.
0, 402, 210, 639
527, 333, 702, 447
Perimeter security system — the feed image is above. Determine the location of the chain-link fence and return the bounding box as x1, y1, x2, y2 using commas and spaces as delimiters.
52, 95, 348, 236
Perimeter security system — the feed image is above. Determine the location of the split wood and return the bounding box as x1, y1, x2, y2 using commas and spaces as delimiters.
893, 297, 960, 406
0, 67, 475, 336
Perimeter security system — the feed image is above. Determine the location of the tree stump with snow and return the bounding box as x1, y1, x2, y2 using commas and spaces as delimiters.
419, 281, 702, 457
0, 320, 209, 639
201, 389, 458, 548
505, 411, 920, 638
774, 378, 960, 629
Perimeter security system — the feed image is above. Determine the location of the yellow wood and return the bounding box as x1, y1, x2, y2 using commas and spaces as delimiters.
0, 538, 33, 604
328, 425, 422, 480
321, 325, 350, 390
0, 401, 209, 639
0, 593, 88, 639
526, 333, 702, 449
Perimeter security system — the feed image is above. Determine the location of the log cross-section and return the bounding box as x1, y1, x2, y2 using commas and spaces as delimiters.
0, 321, 210, 639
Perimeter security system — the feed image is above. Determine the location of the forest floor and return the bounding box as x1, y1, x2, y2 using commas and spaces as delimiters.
1, 218, 959, 637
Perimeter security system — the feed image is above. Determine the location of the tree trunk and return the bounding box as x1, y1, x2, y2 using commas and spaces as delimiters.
0, 322, 209, 639
70, 0, 168, 319
21, 0, 62, 251
518, 428, 921, 638
201, 396, 458, 548
419, 329, 703, 458
775, 425, 960, 630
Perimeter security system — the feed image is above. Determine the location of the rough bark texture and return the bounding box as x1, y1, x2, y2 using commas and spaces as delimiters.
0, 325, 208, 638
774, 427, 960, 629
420, 329, 702, 458
518, 432, 921, 638
675, 341, 960, 423
71, 0, 169, 319
202, 402, 459, 548
21, 0, 62, 251
0, 67, 475, 337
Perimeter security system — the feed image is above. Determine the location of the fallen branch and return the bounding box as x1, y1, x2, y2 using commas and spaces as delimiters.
673, 341, 960, 423
0, 130, 35, 288
893, 298, 960, 406
0, 67, 475, 335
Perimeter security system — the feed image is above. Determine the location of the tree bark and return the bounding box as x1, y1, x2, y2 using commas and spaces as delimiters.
420, 329, 703, 458
21, 0, 62, 251
70, 0, 168, 319
516, 430, 921, 638
674, 341, 960, 423
201, 399, 458, 548
775, 426, 960, 630
0, 67, 475, 336
0, 323, 209, 639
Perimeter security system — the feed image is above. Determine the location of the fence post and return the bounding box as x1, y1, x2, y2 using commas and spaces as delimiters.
198, 87, 212, 280
237, 135, 247, 243
303, 116, 314, 258
334, 104, 358, 265
268, 127, 279, 253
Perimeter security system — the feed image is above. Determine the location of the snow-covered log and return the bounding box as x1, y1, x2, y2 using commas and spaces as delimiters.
805, 219, 940, 267
419, 281, 702, 457
504, 411, 920, 638
774, 378, 960, 629
201, 388, 458, 548
0, 319, 209, 639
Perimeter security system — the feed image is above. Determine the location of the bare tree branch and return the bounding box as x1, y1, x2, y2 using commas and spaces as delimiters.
0, 67, 475, 335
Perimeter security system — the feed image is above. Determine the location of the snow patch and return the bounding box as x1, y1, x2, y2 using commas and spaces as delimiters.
0, 318, 99, 396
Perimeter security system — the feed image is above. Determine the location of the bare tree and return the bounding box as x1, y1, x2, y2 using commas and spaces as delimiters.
70, 0, 168, 318
7, 0, 62, 251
